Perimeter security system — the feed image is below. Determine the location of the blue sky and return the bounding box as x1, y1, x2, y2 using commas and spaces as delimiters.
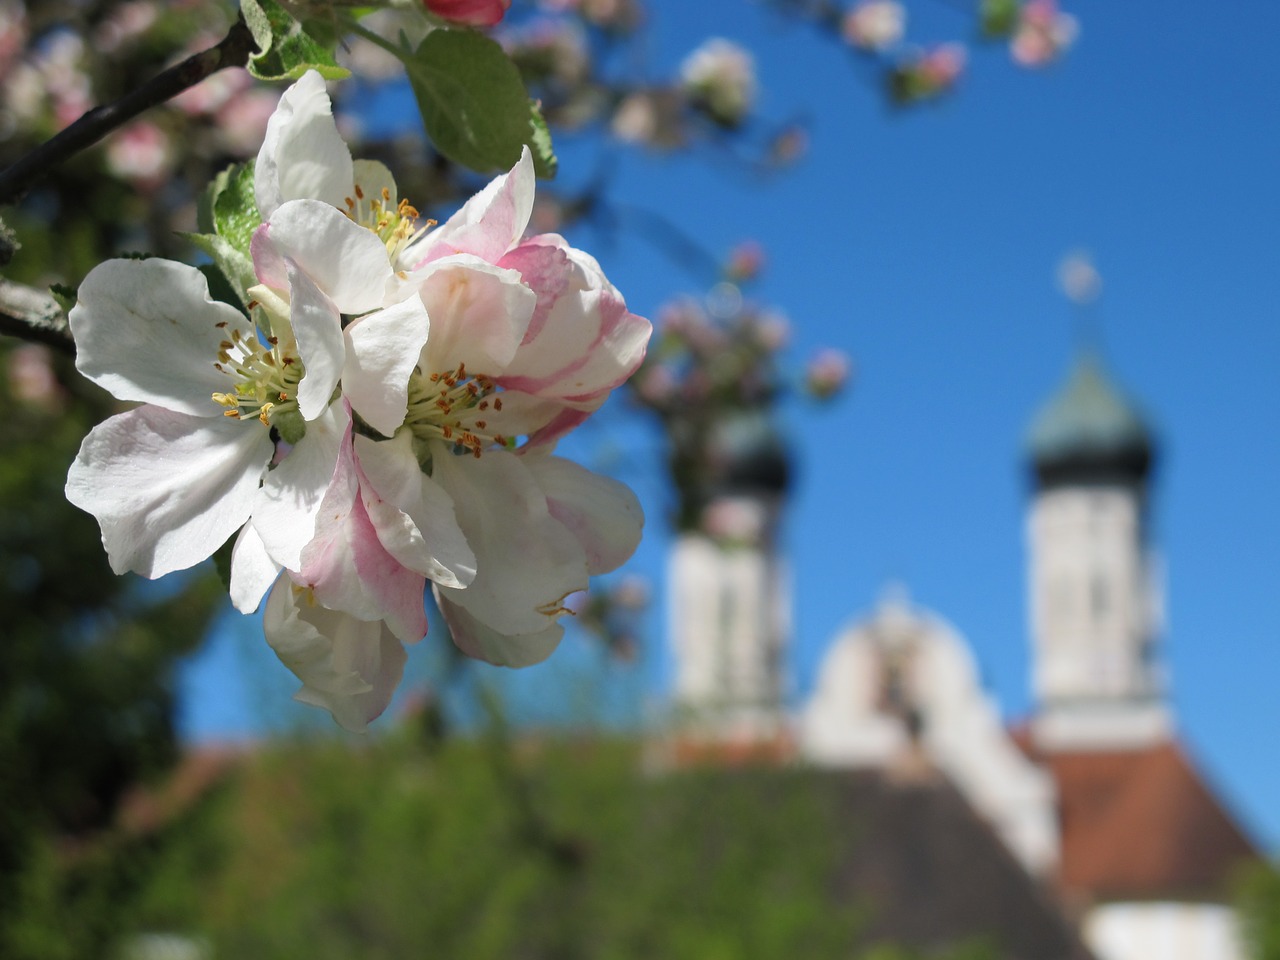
180, 0, 1280, 848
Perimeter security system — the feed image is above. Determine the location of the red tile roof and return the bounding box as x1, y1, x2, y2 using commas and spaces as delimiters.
1034, 741, 1260, 902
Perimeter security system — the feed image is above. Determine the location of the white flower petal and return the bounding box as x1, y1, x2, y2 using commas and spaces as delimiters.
436, 589, 563, 668
70, 258, 251, 416
351, 159, 397, 209
253, 402, 345, 570
354, 431, 477, 588
65, 405, 273, 578
432, 444, 586, 637
342, 296, 430, 436
255, 70, 353, 220
525, 454, 644, 575
405, 146, 534, 266
417, 257, 535, 376
229, 522, 281, 614
263, 576, 405, 732
284, 257, 343, 421
265, 199, 393, 315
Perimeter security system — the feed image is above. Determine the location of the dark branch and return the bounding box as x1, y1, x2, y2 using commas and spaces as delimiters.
0, 17, 259, 206
0, 279, 74, 354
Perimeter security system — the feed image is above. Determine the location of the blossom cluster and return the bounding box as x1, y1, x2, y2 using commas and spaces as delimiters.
65, 72, 650, 731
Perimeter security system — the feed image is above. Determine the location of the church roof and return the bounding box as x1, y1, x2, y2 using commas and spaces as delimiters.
1035, 741, 1260, 903
1027, 353, 1154, 484
817, 768, 1096, 960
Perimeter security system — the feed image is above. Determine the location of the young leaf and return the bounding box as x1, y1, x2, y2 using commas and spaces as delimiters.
241, 0, 350, 81
405, 28, 557, 178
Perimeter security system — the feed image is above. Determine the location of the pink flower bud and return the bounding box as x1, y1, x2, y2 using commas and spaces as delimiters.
805, 348, 852, 400
424, 0, 510, 27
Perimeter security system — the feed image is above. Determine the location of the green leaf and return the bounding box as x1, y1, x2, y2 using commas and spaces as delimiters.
49, 283, 77, 314
183, 233, 257, 312
211, 533, 236, 594
980, 0, 1020, 38
211, 160, 260, 258
241, 0, 350, 82
186, 160, 262, 309
405, 28, 557, 178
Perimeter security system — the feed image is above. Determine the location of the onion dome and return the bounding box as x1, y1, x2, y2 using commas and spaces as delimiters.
707, 408, 791, 495
1027, 352, 1154, 486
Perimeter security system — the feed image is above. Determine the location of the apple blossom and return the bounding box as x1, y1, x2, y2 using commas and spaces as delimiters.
1011, 0, 1078, 67
842, 1, 906, 52
680, 38, 756, 128
64, 258, 332, 579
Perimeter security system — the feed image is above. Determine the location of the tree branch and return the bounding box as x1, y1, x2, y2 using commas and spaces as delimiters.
0, 279, 74, 354
0, 17, 259, 206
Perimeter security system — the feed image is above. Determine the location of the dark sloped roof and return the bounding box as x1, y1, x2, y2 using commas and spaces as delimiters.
1037, 741, 1260, 902
810, 768, 1096, 960
1027, 353, 1154, 485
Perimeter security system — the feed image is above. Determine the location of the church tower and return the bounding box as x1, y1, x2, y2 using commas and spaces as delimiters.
1026, 352, 1171, 751
668, 410, 791, 753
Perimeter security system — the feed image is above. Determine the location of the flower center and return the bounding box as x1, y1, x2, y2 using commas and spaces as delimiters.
343, 183, 434, 264
210, 323, 303, 427
403, 362, 510, 458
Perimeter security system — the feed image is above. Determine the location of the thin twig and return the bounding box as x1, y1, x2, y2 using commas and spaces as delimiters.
0, 279, 74, 353
0, 17, 258, 206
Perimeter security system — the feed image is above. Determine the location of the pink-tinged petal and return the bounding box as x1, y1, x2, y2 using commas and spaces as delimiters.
342, 296, 430, 437
498, 258, 651, 401
265, 199, 392, 314
297, 420, 428, 643
263, 576, 405, 732
405, 146, 534, 266
354, 431, 477, 588
229, 522, 280, 614
254, 70, 353, 220
524, 454, 644, 575
425, 0, 510, 28
542, 294, 651, 402
431, 443, 586, 637
436, 589, 563, 668
523, 404, 594, 450
70, 258, 252, 415
65, 406, 272, 578
253, 402, 345, 570
417, 257, 535, 376
496, 239, 571, 344
250, 223, 287, 289
284, 258, 343, 420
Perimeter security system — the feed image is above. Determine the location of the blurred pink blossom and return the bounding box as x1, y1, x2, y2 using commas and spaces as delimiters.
842, 1, 906, 52
754, 311, 790, 352
94, 1, 159, 54
213, 88, 278, 156
105, 121, 172, 190
919, 42, 967, 89
726, 240, 765, 282
172, 64, 252, 116
1012, 0, 1078, 67
7, 344, 63, 410
805, 348, 853, 400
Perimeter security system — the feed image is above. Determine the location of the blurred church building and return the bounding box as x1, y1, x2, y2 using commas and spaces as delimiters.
665, 351, 1260, 960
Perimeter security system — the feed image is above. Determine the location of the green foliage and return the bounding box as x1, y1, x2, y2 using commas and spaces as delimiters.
0, 342, 225, 957
241, 0, 350, 82
101, 736, 868, 959
1238, 861, 1280, 960
406, 29, 558, 179
185, 160, 260, 309
980, 0, 1020, 38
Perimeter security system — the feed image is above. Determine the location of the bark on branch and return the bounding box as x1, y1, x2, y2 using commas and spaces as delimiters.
0, 279, 74, 354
